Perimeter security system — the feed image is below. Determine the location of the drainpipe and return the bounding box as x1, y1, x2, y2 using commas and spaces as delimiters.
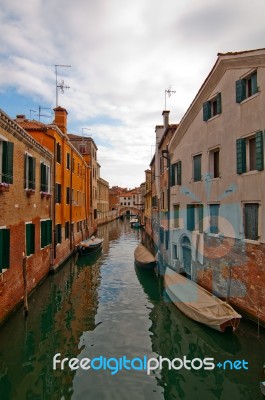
70, 147, 73, 250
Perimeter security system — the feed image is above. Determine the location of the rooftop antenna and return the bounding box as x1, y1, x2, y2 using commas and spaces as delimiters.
38, 106, 52, 122
29, 109, 37, 119
165, 86, 176, 109
55, 64, 71, 106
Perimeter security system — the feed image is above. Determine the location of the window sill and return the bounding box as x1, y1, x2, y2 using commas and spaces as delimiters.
206, 232, 222, 238
241, 170, 261, 176
239, 91, 260, 104
206, 113, 221, 122
243, 238, 260, 245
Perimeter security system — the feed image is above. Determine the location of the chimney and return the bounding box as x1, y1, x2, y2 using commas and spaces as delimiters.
53, 106, 68, 134
162, 110, 170, 129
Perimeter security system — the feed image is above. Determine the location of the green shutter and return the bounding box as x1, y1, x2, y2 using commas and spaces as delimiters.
171, 164, 175, 186
236, 79, 246, 103
26, 224, 31, 256
47, 220, 52, 245
2, 142, 14, 184
193, 155, 201, 181
251, 73, 258, 95
41, 220, 46, 248
176, 161, 182, 185
40, 163, 45, 191
24, 154, 27, 188
28, 156, 36, 189
198, 204, 204, 233
0, 229, 10, 271
236, 138, 246, 174
216, 92, 222, 114
203, 101, 211, 121
187, 205, 195, 231
255, 131, 264, 171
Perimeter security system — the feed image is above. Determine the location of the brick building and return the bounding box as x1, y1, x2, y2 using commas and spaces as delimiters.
0, 109, 53, 324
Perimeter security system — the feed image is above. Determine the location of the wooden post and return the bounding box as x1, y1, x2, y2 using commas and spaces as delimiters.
22, 254, 29, 316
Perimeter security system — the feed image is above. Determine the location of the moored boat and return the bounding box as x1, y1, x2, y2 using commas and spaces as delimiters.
77, 236, 104, 256
134, 243, 156, 269
164, 267, 241, 332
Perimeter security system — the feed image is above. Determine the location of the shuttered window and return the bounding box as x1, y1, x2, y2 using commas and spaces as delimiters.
209, 204, 219, 234
171, 161, 181, 186
1, 141, 14, 184
41, 220, 52, 248
55, 224, 62, 245
56, 143, 61, 164
236, 71, 258, 103
203, 93, 222, 121
244, 203, 259, 241
0, 228, 10, 272
26, 223, 35, 256
236, 132, 264, 174
40, 162, 50, 192
55, 183, 61, 203
187, 205, 195, 231
193, 154, 202, 182
24, 154, 36, 190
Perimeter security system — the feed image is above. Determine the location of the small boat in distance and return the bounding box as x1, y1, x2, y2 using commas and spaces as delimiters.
134, 243, 156, 270
165, 267, 241, 332
77, 236, 104, 256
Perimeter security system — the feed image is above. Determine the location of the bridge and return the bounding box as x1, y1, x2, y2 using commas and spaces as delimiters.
118, 206, 142, 216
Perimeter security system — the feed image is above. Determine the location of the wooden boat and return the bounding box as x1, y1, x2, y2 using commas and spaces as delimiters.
77, 236, 103, 256
134, 243, 156, 269
130, 217, 139, 226
164, 267, 241, 332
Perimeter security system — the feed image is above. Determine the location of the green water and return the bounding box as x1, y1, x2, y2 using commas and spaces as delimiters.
0, 219, 264, 400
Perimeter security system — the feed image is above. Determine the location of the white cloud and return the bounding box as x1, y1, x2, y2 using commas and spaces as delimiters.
1, 0, 265, 187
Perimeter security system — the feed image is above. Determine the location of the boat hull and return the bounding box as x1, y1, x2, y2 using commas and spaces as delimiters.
77, 237, 104, 256
165, 267, 241, 332
134, 244, 156, 270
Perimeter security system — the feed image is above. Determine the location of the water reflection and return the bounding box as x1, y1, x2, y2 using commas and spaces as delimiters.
0, 219, 264, 400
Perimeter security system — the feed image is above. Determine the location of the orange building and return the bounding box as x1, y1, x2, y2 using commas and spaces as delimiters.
15, 107, 91, 270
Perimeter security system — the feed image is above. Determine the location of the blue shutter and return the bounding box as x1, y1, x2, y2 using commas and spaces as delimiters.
210, 205, 219, 234
187, 205, 195, 231
198, 204, 204, 233
236, 79, 246, 103
236, 138, 246, 174
193, 155, 201, 181
203, 101, 211, 121
255, 131, 264, 171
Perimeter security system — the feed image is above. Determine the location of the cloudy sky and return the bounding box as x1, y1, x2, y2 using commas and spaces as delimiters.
0, 0, 265, 188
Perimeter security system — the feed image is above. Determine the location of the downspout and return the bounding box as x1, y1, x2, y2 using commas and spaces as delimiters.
70, 147, 73, 250
162, 146, 171, 259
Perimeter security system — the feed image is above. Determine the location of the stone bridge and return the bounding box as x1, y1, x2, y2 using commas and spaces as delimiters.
119, 206, 141, 216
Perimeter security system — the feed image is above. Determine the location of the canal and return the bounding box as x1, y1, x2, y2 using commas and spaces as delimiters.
0, 218, 264, 400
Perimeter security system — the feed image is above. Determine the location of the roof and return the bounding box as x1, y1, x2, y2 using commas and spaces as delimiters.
217, 48, 265, 56
14, 118, 47, 131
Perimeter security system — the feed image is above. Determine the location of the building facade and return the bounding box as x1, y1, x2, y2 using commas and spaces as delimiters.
0, 109, 53, 324
167, 49, 265, 324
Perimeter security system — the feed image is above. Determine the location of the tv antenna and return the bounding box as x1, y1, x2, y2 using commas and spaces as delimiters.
55, 64, 71, 106
38, 106, 52, 122
29, 109, 37, 119
165, 86, 176, 109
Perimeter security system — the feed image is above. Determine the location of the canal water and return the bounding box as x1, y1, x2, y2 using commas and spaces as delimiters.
0, 218, 264, 400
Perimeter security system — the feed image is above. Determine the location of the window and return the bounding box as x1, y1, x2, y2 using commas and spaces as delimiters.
0, 228, 10, 272
94, 209, 97, 219
236, 71, 258, 103
203, 93, 222, 121
56, 143, 61, 164
79, 144, 86, 154
72, 157, 75, 173
171, 161, 181, 186
236, 131, 264, 174
24, 154, 36, 190
0, 140, 14, 184
172, 244, 178, 259
55, 183, 61, 203
66, 187, 70, 204
41, 220, 52, 248
26, 223, 35, 256
40, 162, 50, 192
173, 204, 180, 228
209, 148, 220, 178
66, 153, 70, 169
65, 222, 70, 239
209, 204, 219, 234
244, 203, 259, 241
193, 154, 202, 182
55, 224, 62, 245
187, 204, 203, 232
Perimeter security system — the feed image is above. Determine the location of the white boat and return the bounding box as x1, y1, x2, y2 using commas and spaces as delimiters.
164, 267, 241, 332
77, 236, 103, 256
134, 243, 156, 269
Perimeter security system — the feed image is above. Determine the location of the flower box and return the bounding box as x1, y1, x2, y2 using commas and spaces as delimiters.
26, 189, 35, 197
40, 191, 52, 199
0, 183, 10, 193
